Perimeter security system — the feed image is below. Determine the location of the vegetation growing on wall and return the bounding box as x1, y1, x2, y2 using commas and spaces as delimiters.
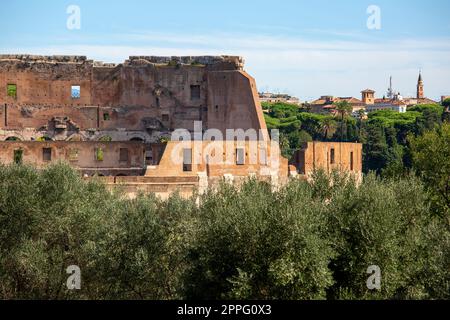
7, 84, 17, 98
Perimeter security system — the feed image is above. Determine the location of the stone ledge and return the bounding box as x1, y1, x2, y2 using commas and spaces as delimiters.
0, 54, 244, 69
0, 54, 88, 63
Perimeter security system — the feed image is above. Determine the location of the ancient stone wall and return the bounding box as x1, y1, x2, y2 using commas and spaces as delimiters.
0, 141, 145, 176
0, 55, 260, 144
145, 141, 288, 178
292, 141, 363, 180
0, 54, 364, 199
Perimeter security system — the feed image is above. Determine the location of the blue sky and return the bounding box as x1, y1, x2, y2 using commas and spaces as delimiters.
1, 0, 450, 100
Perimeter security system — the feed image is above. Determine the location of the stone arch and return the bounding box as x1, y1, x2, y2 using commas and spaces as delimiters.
128, 132, 148, 142
5, 136, 22, 141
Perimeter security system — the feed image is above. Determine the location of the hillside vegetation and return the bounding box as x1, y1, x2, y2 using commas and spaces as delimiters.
263, 101, 447, 175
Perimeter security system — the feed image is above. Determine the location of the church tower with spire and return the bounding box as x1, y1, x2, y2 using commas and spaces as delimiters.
417, 71, 424, 99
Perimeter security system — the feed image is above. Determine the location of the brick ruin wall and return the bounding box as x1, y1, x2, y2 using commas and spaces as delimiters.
0, 54, 265, 143
0, 54, 362, 198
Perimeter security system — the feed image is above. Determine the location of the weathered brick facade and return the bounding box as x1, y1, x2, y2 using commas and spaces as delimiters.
0, 54, 362, 198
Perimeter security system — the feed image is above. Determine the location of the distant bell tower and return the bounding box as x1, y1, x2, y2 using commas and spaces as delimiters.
361, 89, 375, 105
417, 71, 424, 99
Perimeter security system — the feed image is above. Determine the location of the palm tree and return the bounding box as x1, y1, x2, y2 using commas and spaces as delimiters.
320, 118, 337, 140
356, 109, 366, 141
357, 108, 366, 120
333, 100, 353, 141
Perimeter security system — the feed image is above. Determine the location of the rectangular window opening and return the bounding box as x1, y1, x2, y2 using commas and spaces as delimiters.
145, 150, 153, 165
7, 84, 17, 99
330, 148, 335, 165
71, 85, 81, 99
190, 85, 201, 100
183, 148, 192, 172
14, 149, 23, 164
103, 113, 110, 121
260, 148, 268, 165
162, 114, 169, 122
42, 148, 52, 162
95, 148, 104, 161
119, 148, 129, 162
236, 148, 245, 165
350, 152, 354, 171
68, 149, 79, 161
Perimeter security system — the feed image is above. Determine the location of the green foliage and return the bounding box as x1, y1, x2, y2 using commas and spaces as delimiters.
7, 84, 17, 98
167, 60, 178, 67
185, 179, 334, 299
442, 98, 450, 108
190, 61, 205, 67
95, 148, 104, 161
261, 102, 271, 110
98, 136, 112, 142
37, 136, 52, 142
409, 123, 450, 217
0, 163, 112, 299
333, 101, 352, 118
324, 173, 440, 299
0, 163, 448, 300
264, 102, 359, 159
264, 101, 445, 174
368, 110, 422, 127
90, 192, 197, 299
266, 102, 299, 119
414, 106, 443, 134
158, 136, 170, 144
409, 104, 444, 116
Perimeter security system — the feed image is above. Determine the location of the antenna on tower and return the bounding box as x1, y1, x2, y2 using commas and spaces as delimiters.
387, 75, 394, 99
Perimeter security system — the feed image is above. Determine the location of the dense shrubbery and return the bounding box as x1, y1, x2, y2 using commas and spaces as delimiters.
0, 161, 448, 300
409, 124, 450, 217
0, 105, 448, 300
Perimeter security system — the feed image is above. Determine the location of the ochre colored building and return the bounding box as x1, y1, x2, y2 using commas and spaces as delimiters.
291, 142, 363, 182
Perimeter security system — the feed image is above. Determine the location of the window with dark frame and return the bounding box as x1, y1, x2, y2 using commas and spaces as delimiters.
162, 114, 169, 122
119, 148, 129, 162
145, 150, 153, 165
330, 148, 335, 164
190, 85, 201, 100
42, 148, 52, 161
350, 152, 354, 171
14, 149, 23, 164
103, 113, 110, 121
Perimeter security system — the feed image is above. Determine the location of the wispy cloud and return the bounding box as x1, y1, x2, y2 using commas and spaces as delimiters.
2, 30, 449, 100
